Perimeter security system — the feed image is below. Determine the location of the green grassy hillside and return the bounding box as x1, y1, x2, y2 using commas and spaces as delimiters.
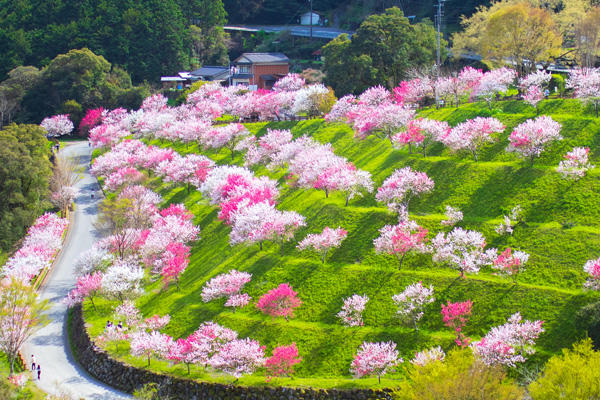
85, 98, 600, 388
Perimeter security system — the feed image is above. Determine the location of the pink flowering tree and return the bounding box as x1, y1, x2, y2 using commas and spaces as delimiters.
314, 162, 374, 205
350, 341, 401, 383
473, 67, 516, 109
201, 270, 252, 312
567, 68, 600, 117
159, 242, 190, 290
583, 257, 600, 290
392, 282, 435, 331
114, 300, 142, 328
157, 154, 214, 192
375, 167, 434, 213
297, 227, 348, 263
431, 227, 494, 278
273, 74, 305, 92
209, 338, 266, 379
441, 117, 505, 161
557, 147, 595, 180
129, 330, 173, 366
256, 283, 302, 321
191, 321, 238, 369
101, 260, 145, 302
325, 95, 358, 122
374, 220, 429, 269
203, 123, 250, 160
441, 205, 463, 227
441, 300, 473, 347
393, 78, 433, 106
265, 343, 302, 381
79, 108, 105, 135
40, 114, 74, 137
241, 129, 293, 167
507, 116, 562, 166
142, 314, 171, 332
351, 103, 415, 144
473, 312, 544, 367
392, 118, 450, 156
495, 205, 524, 235
519, 70, 552, 113
64, 271, 103, 310
96, 324, 128, 352
492, 248, 530, 283
167, 336, 203, 374
337, 294, 369, 327
411, 346, 445, 366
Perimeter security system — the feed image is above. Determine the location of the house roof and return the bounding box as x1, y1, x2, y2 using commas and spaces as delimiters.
234, 52, 289, 65
190, 66, 229, 77
160, 76, 186, 82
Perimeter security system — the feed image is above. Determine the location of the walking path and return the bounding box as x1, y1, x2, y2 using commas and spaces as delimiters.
24, 142, 130, 399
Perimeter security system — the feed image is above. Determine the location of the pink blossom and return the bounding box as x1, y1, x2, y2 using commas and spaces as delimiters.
376, 167, 434, 213
130, 330, 173, 366
191, 321, 238, 367
557, 147, 594, 179
431, 228, 492, 277
492, 248, 529, 281
350, 341, 401, 383
567, 68, 600, 116
441, 300, 473, 347
8, 373, 29, 387
40, 114, 74, 137
441, 117, 505, 161
473, 67, 516, 108
114, 300, 142, 328
143, 314, 171, 332
583, 257, 600, 290
208, 338, 266, 378
351, 103, 415, 142
273, 73, 305, 92
392, 282, 435, 330
104, 167, 144, 191
392, 118, 449, 156
140, 94, 168, 112
337, 294, 369, 327
495, 205, 523, 235
256, 283, 302, 320
297, 227, 348, 263
473, 312, 544, 367
159, 242, 190, 289
374, 220, 429, 268
325, 95, 359, 122
64, 271, 103, 309
507, 116, 562, 165
441, 205, 463, 226
393, 78, 433, 105
265, 343, 302, 380
201, 270, 252, 312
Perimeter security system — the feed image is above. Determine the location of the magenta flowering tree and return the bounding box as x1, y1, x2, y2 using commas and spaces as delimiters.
393, 78, 433, 106
256, 283, 302, 320
209, 338, 266, 379
297, 226, 348, 263
441, 117, 505, 161
567, 68, 600, 117
431, 227, 494, 278
159, 242, 190, 289
392, 282, 435, 331
583, 257, 600, 290
441, 300, 473, 347
167, 337, 203, 374
492, 248, 530, 283
350, 341, 401, 383
64, 271, 103, 310
265, 343, 302, 381
40, 114, 74, 137
375, 167, 434, 213
557, 147, 595, 180
392, 118, 450, 156
79, 108, 105, 135
507, 116, 562, 166
129, 330, 173, 366
373, 220, 429, 269
411, 346, 445, 366
200, 270, 252, 312
337, 294, 369, 327
473, 312, 544, 367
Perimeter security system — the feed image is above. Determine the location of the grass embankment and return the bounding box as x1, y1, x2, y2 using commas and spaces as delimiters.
84, 98, 600, 388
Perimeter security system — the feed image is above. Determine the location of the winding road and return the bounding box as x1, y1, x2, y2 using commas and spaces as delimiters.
24, 142, 130, 399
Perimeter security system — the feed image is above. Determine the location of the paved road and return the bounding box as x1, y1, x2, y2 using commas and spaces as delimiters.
224, 24, 354, 39
24, 142, 130, 399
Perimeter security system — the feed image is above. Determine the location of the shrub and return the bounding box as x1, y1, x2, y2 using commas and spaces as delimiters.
394, 349, 524, 400
529, 339, 600, 400
576, 302, 600, 349
549, 74, 565, 95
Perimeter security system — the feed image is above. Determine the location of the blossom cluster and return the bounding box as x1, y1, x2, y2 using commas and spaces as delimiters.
337, 294, 369, 327
392, 282, 435, 329
40, 114, 74, 137
557, 147, 594, 180
297, 226, 348, 263
2, 213, 68, 282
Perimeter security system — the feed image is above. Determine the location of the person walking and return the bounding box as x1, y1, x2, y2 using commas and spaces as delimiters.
37, 365, 41, 380
31, 355, 36, 371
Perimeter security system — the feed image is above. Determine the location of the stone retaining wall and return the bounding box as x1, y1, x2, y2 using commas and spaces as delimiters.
69, 304, 394, 400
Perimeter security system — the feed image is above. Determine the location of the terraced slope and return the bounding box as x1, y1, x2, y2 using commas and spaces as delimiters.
85, 99, 600, 388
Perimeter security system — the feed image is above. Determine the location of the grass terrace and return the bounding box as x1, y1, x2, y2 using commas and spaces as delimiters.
85, 98, 600, 388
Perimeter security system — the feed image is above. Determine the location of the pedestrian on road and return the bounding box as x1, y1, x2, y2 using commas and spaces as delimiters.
37, 365, 41, 380
31, 355, 36, 371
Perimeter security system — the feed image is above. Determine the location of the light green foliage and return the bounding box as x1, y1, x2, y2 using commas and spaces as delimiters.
394, 349, 524, 400
529, 339, 600, 399
86, 98, 600, 388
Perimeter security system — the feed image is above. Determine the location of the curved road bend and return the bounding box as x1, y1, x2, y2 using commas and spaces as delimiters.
24, 142, 130, 399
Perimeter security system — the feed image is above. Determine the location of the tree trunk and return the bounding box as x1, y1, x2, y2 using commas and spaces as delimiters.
345, 196, 349, 207
148, 355, 151, 367
378, 375, 381, 384
280, 240, 284, 257
259, 241, 263, 251
89, 296, 97, 311
325, 189, 328, 198
397, 253, 406, 269
321, 249, 328, 264
472, 150, 478, 162
408, 143, 412, 154
187, 363, 190, 374
9, 355, 14, 375
530, 154, 535, 167
230, 147, 235, 161
175, 279, 180, 291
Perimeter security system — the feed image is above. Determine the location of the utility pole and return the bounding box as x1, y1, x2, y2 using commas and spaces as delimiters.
434, 0, 445, 106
